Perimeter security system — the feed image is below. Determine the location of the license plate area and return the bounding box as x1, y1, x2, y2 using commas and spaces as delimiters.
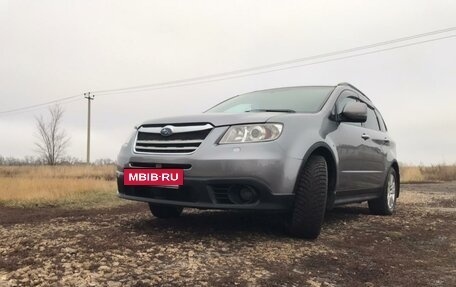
124, 168, 184, 186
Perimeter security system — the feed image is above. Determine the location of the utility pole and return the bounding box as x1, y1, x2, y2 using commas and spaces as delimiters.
84, 92, 95, 164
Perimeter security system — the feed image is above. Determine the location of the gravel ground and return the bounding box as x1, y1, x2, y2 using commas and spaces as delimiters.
0, 182, 455, 287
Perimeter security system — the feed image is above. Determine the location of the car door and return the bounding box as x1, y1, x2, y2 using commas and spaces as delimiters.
328, 91, 368, 192
357, 101, 388, 189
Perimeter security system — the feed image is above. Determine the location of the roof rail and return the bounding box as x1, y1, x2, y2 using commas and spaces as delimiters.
337, 82, 371, 101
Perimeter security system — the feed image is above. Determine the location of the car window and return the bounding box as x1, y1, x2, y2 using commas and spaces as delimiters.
375, 109, 388, 131
363, 106, 381, 131
223, 103, 252, 113
335, 92, 361, 127
206, 86, 335, 113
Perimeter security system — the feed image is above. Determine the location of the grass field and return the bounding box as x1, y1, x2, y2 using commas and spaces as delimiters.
400, 164, 456, 183
0, 165, 119, 208
0, 164, 455, 208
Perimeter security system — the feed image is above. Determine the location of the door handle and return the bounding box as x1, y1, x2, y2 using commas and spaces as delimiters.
361, 133, 370, 140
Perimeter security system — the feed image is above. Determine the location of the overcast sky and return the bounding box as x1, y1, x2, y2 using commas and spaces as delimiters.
1, 0, 455, 164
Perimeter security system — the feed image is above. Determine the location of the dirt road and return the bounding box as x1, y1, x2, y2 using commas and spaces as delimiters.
1, 182, 455, 286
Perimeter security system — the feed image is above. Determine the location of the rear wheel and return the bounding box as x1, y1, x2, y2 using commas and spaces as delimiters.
148, 203, 183, 218
368, 168, 398, 215
289, 155, 328, 239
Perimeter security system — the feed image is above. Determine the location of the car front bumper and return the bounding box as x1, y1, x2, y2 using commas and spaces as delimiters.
116, 126, 302, 210
117, 174, 294, 210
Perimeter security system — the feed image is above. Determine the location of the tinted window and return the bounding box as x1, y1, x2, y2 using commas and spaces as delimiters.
364, 107, 381, 131
206, 86, 335, 113
375, 110, 387, 131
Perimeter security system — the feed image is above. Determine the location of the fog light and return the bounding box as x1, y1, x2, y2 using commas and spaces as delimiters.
228, 185, 258, 204
239, 187, 255, 202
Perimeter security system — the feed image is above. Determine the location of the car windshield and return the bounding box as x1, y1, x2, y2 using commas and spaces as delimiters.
206, 86, 334, 113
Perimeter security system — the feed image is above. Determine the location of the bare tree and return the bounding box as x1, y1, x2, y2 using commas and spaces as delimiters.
35, 104, 70, 165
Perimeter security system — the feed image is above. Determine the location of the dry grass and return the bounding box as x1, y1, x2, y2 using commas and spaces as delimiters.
400, 164, 456, 183
1, 163, 455, 208
0, 165, 121, 208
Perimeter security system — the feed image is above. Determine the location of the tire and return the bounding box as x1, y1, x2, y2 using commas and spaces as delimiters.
368, 168, 398, 215
289, 155, 328, 239
148, 203, 183, 218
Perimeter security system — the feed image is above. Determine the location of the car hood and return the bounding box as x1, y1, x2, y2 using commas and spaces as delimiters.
139, 112, 287, 127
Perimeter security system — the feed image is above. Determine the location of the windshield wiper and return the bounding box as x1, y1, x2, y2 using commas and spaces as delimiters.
246, 109, 296, 113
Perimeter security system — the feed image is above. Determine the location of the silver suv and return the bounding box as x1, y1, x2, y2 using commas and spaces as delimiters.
117, 83, 399, 239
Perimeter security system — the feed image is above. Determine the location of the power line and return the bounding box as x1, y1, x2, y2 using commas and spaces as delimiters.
93, 26, 456, 95
1, 26, 456, 115
0, 94, 83, 115
94, 33, 456, 96
0, 98, 82, 117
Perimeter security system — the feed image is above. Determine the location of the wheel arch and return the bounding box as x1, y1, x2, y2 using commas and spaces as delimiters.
298, 142, 338, 209
391, 160, 400, 198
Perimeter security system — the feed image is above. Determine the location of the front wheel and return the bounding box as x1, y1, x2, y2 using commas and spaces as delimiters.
289, 155, 328, 239
368, 168, 398, 215
148, 203, 183, 218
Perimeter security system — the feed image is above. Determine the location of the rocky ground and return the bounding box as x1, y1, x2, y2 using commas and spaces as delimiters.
0, 182, 455, 287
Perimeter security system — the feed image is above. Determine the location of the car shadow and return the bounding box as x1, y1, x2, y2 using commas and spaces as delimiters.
325, 204, 371, 224
125, 204, 370, 240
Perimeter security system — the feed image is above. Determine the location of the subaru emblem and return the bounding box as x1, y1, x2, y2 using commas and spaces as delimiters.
160, 126, 173, 137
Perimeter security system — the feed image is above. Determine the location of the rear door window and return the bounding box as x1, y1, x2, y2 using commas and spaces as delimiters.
375, 110, 388, 131
363, 107, 381, 131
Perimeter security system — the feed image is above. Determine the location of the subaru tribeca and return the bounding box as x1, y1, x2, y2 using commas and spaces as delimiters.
117, 83, 399, 239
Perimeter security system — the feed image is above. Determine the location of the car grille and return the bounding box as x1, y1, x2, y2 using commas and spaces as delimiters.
134, 123, 213, 154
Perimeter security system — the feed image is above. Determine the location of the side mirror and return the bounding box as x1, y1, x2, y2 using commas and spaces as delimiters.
339, 102, 367, 122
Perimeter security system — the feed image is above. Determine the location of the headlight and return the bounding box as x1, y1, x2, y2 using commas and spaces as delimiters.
219, 123, 283, 144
